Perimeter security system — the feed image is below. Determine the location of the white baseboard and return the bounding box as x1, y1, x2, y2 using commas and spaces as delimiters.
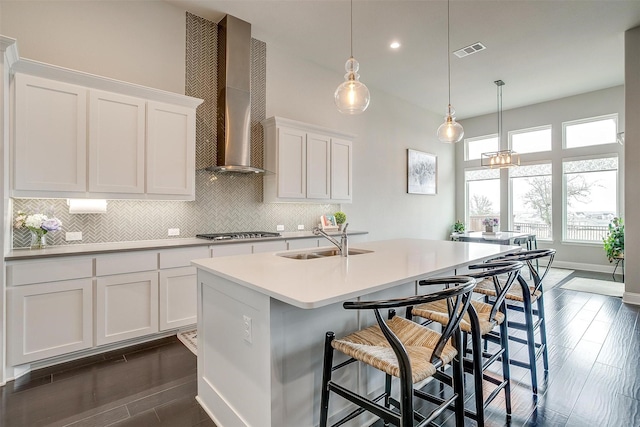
623, 291, 640, 306
551, 260, 618, 274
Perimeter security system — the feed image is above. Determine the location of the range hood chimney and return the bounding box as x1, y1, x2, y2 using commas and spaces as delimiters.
207, 15, 265, 174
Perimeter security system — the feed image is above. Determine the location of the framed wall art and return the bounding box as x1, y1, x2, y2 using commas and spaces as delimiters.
407, 149, 437, 195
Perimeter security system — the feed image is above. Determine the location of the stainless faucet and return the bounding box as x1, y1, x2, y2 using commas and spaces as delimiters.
313, 223, 349, 257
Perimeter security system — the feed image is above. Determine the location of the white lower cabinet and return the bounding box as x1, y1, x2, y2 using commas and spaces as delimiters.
96, 272, 159, 346
159, 266, 197, 331
8, 278, 93, 365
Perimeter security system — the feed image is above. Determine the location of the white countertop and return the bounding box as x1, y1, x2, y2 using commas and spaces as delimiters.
191, 238, 520, 309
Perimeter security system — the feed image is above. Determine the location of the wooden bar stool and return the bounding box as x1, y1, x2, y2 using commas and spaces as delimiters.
319, 276, 476, 427
408, 261, 523, 426
476, 248, 556, 394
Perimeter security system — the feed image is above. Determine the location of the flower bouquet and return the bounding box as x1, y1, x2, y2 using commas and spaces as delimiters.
14, 211, 62, 249
482, 217, 499, 233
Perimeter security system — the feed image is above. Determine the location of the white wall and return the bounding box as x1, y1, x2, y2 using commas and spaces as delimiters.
266, 44, 455, 241
457, 86, 625, 271
0, 1, 455, 244
0, 1, 186, 94
624, 26, 640, 301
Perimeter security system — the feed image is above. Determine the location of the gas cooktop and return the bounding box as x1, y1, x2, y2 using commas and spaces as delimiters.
195, 231, 282, 241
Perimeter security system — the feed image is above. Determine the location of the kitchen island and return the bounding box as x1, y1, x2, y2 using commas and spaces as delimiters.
191, 238, 520, 427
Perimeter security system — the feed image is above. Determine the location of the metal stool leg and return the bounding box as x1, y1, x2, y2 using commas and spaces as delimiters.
319, 332, 335, 427
522, 291, 539, 394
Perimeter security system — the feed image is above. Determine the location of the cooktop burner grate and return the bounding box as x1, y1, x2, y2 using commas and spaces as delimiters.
195, 231, 282, 241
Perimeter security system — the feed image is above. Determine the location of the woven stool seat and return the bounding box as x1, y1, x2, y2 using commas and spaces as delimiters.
332, 315, 457, 383
474, 277, 542, 302
412, 299, 505, 335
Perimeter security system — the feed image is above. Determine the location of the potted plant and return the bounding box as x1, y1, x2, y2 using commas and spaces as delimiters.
334, 211, 347, 231
603, 217, 624, 262
452, 220, 465, 234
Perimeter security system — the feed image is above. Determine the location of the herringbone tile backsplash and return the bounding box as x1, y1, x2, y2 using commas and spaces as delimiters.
12, 13, 338, 248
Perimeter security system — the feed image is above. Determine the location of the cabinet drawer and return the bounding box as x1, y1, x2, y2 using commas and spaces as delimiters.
159, 246, 210, 269
7, 257, 93, 286
96, 251, 157, 276
253, 241, 288, 253
211, 243, 253, 257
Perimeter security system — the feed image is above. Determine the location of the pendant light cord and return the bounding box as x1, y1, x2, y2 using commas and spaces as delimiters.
447, 0, 451, 105
496, 81, 503, 146
350, 0, 353, 57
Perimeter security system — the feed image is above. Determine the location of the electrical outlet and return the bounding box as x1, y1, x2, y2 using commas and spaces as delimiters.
297, 224, 304, 230
65, 232, 82, 241
168, 228, 180, 236
243, 315, 252, 344
276, 225, 285, 231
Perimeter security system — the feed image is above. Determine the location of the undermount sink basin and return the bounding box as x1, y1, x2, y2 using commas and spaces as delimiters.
277, 248, 373, 260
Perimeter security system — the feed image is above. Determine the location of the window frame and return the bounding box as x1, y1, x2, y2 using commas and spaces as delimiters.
561, 153, 619, 244
562, 114, 618, 150
464, 167, 501, 231
508, 161, 553, 240
464, 133, 499, 161
508, 124, 553, 154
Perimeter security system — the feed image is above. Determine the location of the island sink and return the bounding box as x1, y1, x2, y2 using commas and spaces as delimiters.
277, 248, 373, 260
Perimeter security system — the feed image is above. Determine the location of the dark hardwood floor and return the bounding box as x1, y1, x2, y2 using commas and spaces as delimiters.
1, 269, 638, 427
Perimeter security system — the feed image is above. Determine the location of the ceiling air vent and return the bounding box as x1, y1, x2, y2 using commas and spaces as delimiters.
453, 42, 486, 58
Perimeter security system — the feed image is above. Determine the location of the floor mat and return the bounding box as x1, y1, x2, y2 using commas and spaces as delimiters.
560, 277, 624, 297
177, 330, 197, 356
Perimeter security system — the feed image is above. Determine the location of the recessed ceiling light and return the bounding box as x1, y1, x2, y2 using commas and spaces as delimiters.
390, 41, 401, 49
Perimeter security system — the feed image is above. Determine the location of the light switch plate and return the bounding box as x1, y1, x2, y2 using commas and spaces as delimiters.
276, 225, 285, 231
168, 228, 180, 236
297, 225, 304, 230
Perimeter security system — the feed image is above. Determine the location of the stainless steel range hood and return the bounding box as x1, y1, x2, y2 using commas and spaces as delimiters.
207, 15, 265, 174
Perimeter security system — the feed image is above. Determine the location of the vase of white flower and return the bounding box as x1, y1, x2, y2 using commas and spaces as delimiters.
14, 211, 63, 249
30, 230, 46, 250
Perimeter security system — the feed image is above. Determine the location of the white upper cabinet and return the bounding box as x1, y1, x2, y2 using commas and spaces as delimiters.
147, 101, 196, 196
11, 60, 202, 200
330, 138, 353, 202
89, 90, 145, 194
14, 74, 88, 193
276, 126, 307, 199
262, 117, 354, 203
306, 133, 331, 200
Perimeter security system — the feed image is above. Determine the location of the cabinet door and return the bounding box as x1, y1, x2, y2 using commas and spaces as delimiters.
8, 279, 93, 364
306, 133, 331, 199
277, 127, 307, 199
96, 272, 159, 346
89, 90, 145, 194
252, 240, 288, 253
331, 138, 353, 202
147, 101, 195, 197
14, 74, 87, 193
159, 267, 197, 331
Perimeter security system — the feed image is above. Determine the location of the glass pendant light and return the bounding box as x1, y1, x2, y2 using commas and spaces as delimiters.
437, 0, 464, 143
335, 0, 370, 114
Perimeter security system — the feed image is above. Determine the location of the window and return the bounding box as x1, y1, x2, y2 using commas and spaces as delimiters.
465, 169, 500, 231
509, 163, 552, 240
563, 156, 618, 242
563, 115, 618, 149
465, 134, 498, 161
510, 126, 552, 154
